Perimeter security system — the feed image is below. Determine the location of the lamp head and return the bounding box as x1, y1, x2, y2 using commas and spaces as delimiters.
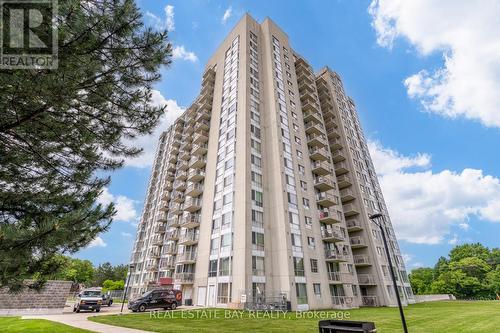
369, 213, 383, 220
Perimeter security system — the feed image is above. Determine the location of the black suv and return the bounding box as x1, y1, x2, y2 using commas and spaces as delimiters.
128, 289, 182, 312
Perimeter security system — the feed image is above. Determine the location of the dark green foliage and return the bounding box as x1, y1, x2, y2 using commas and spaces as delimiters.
409, 243, 500, 298
0, 0, 171, 291
92, 262, 128, 286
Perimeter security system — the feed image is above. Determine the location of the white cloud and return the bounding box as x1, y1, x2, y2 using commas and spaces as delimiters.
368, 141, 500, 244
448, 234, 459, 245
402, 253, 413, 265
222, 7, 232, 24
121, 232, 132, 238
88, 236, 107, 248
172, 45, 198, 62
369, 0, 500, 127
165, 5, 175, 31
145, 5, 175, 31
97, 188, 138, 223
124, 90, 185, 168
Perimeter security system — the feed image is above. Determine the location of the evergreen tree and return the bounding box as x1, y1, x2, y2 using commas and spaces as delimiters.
0, 0, 171, 291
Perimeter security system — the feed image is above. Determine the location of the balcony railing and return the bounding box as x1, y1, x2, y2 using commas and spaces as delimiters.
340, 188, 356, 202
324, 249, 349, 262
186, 183, 204, 197
184, 198, 202, 212
357, 274, 376, 285
318, 208, 342, 224
346, 219, 363, 231
331, 296, 354, 309
342, 203, 360, 217
178, 231, 199, 245
316, 191, 337, 207
361, 296, 378, 307
350, 236, 368, 248
321, 227, 345, 242
176, 251, 197, 263
353, 255, 371, 266
314, 176, 335, 191
180, 213, 201, 228
188, 169, 205, 182
174, 272, 194, 284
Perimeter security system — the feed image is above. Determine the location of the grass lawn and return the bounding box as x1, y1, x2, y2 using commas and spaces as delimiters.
1, 316, 92, 333
90, 301, 500, 333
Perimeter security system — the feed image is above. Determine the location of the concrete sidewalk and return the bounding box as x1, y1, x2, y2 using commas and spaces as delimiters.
22, 304, 152, 333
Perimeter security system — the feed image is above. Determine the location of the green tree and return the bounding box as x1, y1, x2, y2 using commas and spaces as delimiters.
486, 267, 500, 298
102, 279, 124, 291
409, 268, 435, 295
431, 270, 483, 298
449, 257, 491, 280
63, 259, 95, 284
92, 262, 128, 286
0, 0, 171, 291
449, 243, 490, 262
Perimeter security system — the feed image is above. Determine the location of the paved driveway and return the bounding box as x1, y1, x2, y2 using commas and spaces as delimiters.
22, 303, 151, 333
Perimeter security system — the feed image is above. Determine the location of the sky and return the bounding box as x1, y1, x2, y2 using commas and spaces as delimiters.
75, 0, 500, 270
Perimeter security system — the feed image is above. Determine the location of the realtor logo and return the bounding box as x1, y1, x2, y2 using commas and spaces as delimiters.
0, 0, 58, 69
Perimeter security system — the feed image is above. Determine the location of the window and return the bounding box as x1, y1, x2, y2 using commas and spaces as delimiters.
224, 175, 233, 187
210, 237, 219, 255
300, 180, 307, 191
221, 212, 232, 228
250, 124, 261, 138
251, 155, 262, 167
225, 158, 234, 170
287, 192, 298, 208
313, 283, 321, 297
251, 139, 261, 153
310, 258, 318, 272
295, 283, 307, 304
221, 233, 232, 252
251, 171, 263, 187
308, 237, 316, 249
294, 136, 301, 144
252, 190, 263, 207
303, 198, 310, 209
223, 193, 233, 205
304, 216, 312, 227
291, 233, 302, 251
252, 210, 263, 228
289, 212, 299, 226
293, 257, 305, 276
217, 282, 231, 304
252, 232, 265, 251
219, 257, 231, 276
208, 259, 218, 277
298, 165, 305, 175
296, 150, 303, 159
252, 256, 265, 276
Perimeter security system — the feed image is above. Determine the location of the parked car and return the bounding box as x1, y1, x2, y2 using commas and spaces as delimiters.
73, 289, 103, 312
128, 289, 182, 312
102, 291, 113, 306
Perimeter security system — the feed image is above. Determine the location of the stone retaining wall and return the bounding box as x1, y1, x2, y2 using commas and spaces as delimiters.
0, 280, 72, 315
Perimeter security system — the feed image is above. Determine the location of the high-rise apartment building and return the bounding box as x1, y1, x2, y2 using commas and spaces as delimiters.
128, 14, 415, 310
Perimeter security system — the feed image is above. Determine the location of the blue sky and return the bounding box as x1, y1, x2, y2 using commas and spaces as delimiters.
75, 0, 500, 270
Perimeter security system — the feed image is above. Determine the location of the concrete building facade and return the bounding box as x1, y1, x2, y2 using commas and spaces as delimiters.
128, 14, 415, 310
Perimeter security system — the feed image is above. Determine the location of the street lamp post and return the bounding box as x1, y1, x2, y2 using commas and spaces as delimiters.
120, 263, 135, 315
369, 213, 408, 333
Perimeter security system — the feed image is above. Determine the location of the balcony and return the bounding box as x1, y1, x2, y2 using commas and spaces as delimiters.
334, 161, 349, 176
167, 162, 176, 172
304, 121, 323, 136
306, 133, 327, 148
194, 119, 211, 132
150, 247, 161, 258
331, 296, 355, 309
173, 180, 186, 192
350, 236, 368, 249
302, 102, 321, 118
361, 296, 378, 307
328, 271, 354, 284
314, 176, 335, 192
186, 183, 204, 197
343, 203, 360, 217
178, 231, 199, 246
176, 170, 188, 181
187, 169, 205, 182
202, 67, 216, 85
319, 93, 334, 109
318, 208, 342, 224
170, 203, 184, 215
176, 251, 197, 264
324, 249, 349, 262
316, 191, 337, 207
162, 244, 177, 255
184, 197, 202, 212
331, 150, 346, 163
168, 153, 177, 164
177, 160, 189, 171
146, 263, 158, 272
167, 216, 181, 228
173, 272, 195, 284
157, 213, 168, 223
311, 160, 332, 176
309, 147, 328, 161
340, 188, 356, 202
321, 227, 345, 242
160, 257, 176, 270
180, 213, 201, 228
329, 137, 342, 150
152, 235, 163, 246
346, 219, 363, 231
189, 155, 207, 169
165, 230, 179, 241
164, 181, 173, 191
172, 192, 184, 203
193, 130, 209, 145
192, 143, 208, 156
337, 174, 352, 188
154, 225, 166, 234
353, 255, 371, 266
179, 149, 191, 161
165, 171, 175, 181
357, 274, 376, 285
196, 105, 211, 121
327, 127, 341, 140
